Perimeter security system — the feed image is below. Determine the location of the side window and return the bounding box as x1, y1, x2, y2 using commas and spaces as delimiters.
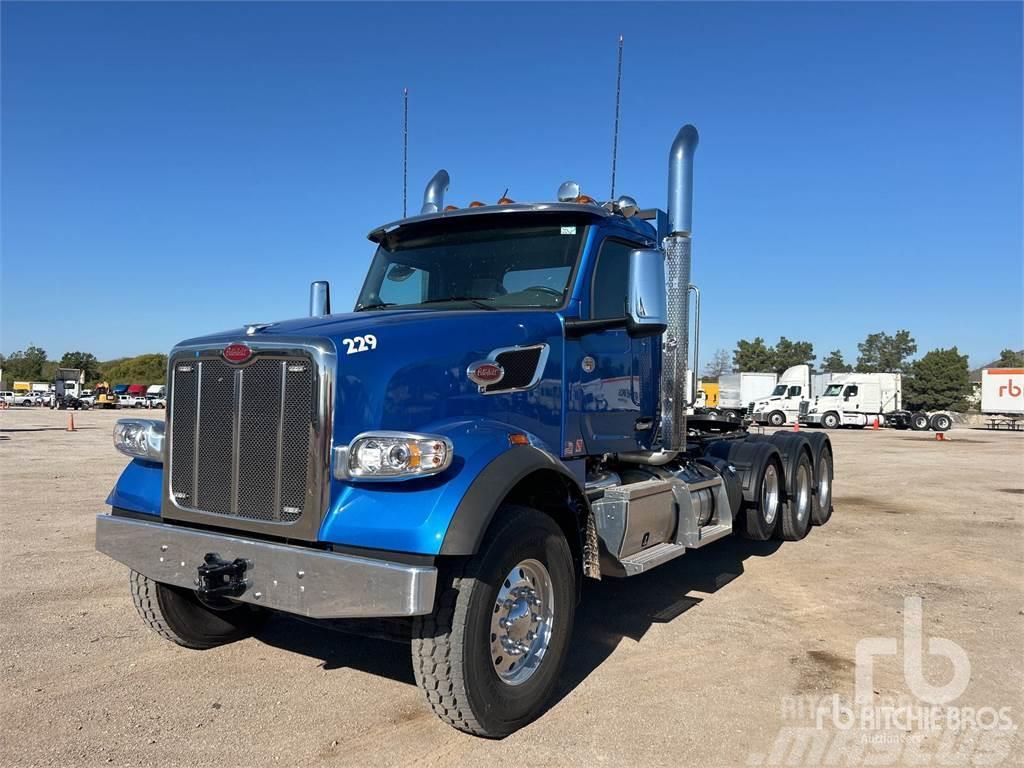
844, 385, 859, 397
590, 240, 634, 319
379, 263, 428, 305
789, 386, 801, 397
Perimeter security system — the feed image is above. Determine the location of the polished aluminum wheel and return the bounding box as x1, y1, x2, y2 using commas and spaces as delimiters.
761, 463, 780, 526
817, 454, 832, 511
795, 462, 811, 525
489, 559, 554, 686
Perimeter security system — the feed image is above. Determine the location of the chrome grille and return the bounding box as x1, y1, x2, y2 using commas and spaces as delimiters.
169, 353, 315, 525
746, 402, 755, 416
799, 400, 810, 418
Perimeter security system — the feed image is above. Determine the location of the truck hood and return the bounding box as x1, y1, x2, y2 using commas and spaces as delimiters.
174, 309, 565, 445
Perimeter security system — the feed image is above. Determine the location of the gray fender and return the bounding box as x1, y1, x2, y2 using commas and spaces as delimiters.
439, 445, 587, 556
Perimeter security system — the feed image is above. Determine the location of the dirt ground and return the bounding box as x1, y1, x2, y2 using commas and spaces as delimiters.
1, 407, 1022, 767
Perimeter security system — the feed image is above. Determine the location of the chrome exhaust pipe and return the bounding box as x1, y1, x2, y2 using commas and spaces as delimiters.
661, 125, 699, 451
420, 169, 450, 215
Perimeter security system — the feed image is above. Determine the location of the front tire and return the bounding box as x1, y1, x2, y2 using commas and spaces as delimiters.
821, 412, 840, 429
768, 411, 786, 427
130, 570, 265, 650
412, 505, 575, 738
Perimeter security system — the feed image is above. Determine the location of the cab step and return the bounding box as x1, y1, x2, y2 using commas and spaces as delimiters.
620, 542, 687, 575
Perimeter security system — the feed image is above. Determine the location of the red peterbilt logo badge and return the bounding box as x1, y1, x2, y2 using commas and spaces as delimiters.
222, 343, 253, 364
467, 361, 504, 389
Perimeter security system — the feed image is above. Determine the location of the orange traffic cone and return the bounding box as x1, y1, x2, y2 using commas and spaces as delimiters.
936, 432, 945, 441
66, 413, 76, 432
792, 419, 799, 432
872, 417, 880, 430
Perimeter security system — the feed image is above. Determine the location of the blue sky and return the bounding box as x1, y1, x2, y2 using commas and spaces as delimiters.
2, 1, 1021, 367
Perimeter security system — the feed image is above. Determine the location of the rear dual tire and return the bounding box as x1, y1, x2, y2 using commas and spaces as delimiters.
776, 452, 813, 541
737, 458, 783, 540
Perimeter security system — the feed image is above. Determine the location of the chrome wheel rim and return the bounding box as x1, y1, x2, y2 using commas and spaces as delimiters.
818, 455, 832, 511
490, 559, 554, 686
795, 463, 811, 524
761, 464, 780, 526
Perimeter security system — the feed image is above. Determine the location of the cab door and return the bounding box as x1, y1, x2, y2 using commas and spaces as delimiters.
567, 237, 656, 454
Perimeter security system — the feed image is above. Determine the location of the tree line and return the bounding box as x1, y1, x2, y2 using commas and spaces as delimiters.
702, 330, 1024, 412
0, 347, 168, 388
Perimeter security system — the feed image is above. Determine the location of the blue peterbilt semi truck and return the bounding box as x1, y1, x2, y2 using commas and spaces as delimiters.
96, 124, 835, 737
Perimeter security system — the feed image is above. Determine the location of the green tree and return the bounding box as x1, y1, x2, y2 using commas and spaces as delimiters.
772, 337, 815, 374
3, 346, 49, 381
991, 348, 1024, 368
820, 349, 852, 373
99, 354, 168, 386
856, 330, 916, 373
60, 351, 101, 382
703, 348, 732, 380
733, 337, 775, 372
904, 347, 971, 411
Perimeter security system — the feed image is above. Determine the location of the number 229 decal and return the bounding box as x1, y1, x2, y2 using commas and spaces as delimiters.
342, 335, 377, 355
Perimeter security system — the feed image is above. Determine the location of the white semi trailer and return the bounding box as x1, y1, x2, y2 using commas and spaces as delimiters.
716, 371, 777, 419
750, 365, 845, 426
799, 372, 955, 431
981, 368, 1024, 428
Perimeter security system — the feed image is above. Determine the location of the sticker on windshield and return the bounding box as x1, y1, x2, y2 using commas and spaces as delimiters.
560, 226, 576, 235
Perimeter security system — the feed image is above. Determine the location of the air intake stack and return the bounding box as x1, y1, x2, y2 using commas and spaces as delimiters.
660, 125, 699, 451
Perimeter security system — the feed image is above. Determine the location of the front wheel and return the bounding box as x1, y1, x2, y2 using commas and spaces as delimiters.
821, 412, 840, 429
130, 571, 265, 649
768, 411, 786, 427
412, 505, 575, 738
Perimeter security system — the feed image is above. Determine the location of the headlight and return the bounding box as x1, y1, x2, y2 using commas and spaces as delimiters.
113, 419, 165, 462
334, 431, 453, 481
810, 408, 818, 414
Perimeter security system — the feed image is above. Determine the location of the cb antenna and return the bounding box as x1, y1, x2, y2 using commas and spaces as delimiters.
610, 34, 624, 200
402, 87, 409, 217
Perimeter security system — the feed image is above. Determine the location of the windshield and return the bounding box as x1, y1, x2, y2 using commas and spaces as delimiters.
356, 217, 587, 311
823, 384, 844, 397
770, 385, 787, 396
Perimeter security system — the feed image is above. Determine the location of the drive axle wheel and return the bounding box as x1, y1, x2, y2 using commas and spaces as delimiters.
777, 452, 813, 541
130, 571, 265, 650
810, 448, 833, 526
412, 505, 575, 738
737, 458, 782, 540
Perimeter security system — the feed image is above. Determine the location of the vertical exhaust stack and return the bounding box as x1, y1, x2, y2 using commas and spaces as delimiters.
420, 170, 450, 215
661, 125, 699, 451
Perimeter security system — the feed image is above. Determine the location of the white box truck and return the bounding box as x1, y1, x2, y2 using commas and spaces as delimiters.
799, 372, 955, 431
716, 371, 777, 418
750, 365, 846, 426
981, 368, 1024, 428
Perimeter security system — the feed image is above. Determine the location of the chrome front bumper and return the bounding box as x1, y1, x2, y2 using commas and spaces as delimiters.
95, 515, 437, 619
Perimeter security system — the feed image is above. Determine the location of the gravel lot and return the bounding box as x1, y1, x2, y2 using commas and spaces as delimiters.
2, 407, 1022, 767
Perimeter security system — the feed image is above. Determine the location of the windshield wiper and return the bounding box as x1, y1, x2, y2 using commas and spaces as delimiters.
354, 302, 397, 312
417, 296, 498, 311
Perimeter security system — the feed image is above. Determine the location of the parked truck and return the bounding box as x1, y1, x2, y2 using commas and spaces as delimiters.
95, 125, 835, 737
798, 372, 954, 431
716, 371, 777, 419
980, 368, 1024, 429
750, 365, 845, 426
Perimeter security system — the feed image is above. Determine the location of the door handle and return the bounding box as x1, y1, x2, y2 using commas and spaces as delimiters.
635, 418, 654, 431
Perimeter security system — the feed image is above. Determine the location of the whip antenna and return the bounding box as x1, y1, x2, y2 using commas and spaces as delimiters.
610, 35, 623, 200
403, 87, 409, 217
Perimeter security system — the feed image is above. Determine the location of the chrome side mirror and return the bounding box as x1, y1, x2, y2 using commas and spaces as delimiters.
626, 249, 667, 338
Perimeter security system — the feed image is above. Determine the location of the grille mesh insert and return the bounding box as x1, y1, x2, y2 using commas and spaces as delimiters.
485, 347, 544, 392
169, 354, 315, 524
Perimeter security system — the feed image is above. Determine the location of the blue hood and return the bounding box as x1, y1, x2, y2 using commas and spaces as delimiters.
178, 308, 567, 452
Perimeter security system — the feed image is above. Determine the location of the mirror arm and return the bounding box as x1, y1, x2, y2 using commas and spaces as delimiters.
564, 317, 629, 338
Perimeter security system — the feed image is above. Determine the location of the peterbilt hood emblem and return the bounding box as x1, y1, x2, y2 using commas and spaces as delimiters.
222, 342, 253, 364
467, 361, 504, 389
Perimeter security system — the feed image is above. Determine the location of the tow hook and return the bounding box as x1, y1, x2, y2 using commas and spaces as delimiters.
196, 553, 250, 599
